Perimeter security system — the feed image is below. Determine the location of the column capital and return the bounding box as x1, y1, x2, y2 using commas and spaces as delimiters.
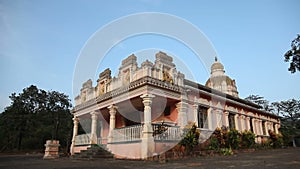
90, 111, 98, 115
90, 111, 98, 120
215, 109, 223, 115
141, 93, 155, 98
176, 101, 188, 109
108, 105, 118, 115
73, 116, 79, 123
141, 94, 155, 100
141, 94, 155, 106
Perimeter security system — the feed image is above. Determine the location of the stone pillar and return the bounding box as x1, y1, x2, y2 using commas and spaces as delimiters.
141, 94, 155, 159
215, 109, 223, 128
242, 115, 246, 131
176, 101, 188, 128
259, 120, 263, 135
264, 121, 269, 136
234, 114, 239, 131
224, 111, 229, 128
246, 117, 251, 131
257, 119, 263, 143
274, 124, 279, 134
252, 118, 257, 134
270, 122, 274, 132
237, 115, 242, 131
207, 108, 212, 130
108, 105, 117, 143
70, 117, 79, 155
193, 104, 198, 126
90, 111, 98, 144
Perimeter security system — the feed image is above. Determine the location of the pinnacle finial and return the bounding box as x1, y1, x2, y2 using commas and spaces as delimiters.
215, 56, 218, 62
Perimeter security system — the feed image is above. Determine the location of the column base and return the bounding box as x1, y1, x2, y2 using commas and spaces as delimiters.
141, 135, 154, 159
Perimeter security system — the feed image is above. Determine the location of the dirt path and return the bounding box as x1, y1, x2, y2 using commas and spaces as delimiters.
0, 148, 299, 169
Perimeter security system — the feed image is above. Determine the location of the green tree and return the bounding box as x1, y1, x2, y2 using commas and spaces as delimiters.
273, 99, 300, 145
245, 95, 273, 112
284, 34, 300, 73
274, 99, 300, 128
0, 85, 72, 152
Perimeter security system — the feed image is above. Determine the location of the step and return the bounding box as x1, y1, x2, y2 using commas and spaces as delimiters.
72, 145, 114, 159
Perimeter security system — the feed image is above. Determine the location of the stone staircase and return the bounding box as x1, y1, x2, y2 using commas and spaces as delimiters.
72, 145, 114, 159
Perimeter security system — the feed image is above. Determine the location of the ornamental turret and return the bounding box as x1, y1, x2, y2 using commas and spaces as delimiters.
205, 57, 239, 97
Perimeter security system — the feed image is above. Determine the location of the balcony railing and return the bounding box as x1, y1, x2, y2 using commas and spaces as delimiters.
111, 124, 183, 143
112, 124, 143, 143
152, 124, 182, 141
75, 133, 90, 145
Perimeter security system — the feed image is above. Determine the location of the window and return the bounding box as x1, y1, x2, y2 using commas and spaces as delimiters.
228, 113, 235, 129
198, 106, 208, 128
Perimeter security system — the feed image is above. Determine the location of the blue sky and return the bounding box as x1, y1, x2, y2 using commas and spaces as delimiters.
1, 0, 299, 112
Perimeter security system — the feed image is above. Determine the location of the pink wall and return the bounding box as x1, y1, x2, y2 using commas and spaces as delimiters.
108, 142, 141, 159
169, 105, 178, 122
116, 113, 125, 128
74, 146, 88, 153
108, 141, 179, 159
154, 142, 178, 155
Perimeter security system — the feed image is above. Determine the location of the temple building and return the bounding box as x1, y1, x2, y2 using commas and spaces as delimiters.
70, 51, 280, 159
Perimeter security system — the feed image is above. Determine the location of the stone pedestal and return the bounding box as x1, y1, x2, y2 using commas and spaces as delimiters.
43, 140, 60, 159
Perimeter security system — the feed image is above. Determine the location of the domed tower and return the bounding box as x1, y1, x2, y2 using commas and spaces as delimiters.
205, 57, 239, 97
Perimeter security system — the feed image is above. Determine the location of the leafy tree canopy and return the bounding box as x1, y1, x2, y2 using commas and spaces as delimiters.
245, 95, 300, 145
272, 99, 300, 127
284, 34, 300, 73
0, 85, 72, 152
245, 94, 273, 112
273, 99, 300, 145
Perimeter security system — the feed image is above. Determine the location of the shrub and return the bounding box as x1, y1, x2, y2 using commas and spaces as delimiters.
208, 127, 231, 151
208, 137, 219, 150
240, 130, 255, 149
179, 122, 200, 152
268, 130, 283, 148
228, 128, 240, 149
260, 139, 271, 149
220, 147, 233, 155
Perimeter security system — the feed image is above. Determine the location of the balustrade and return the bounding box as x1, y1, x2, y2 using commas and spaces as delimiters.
152, 124, 182, 141
75, 133, 91, 145
112, 124, 143, 143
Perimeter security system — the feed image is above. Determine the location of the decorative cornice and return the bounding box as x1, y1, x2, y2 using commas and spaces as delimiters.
73, 76, 182, 112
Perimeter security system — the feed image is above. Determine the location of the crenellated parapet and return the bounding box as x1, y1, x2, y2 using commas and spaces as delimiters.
75, 79, 94, 105
75, 51, 185, 106
96, 68, 112, 96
